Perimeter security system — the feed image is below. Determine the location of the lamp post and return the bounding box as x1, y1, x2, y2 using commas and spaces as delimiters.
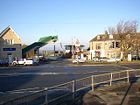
53, 40, 56, 56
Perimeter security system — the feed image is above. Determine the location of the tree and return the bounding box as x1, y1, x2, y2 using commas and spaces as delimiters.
108, 20, 139, 60
131, 33, 140, 60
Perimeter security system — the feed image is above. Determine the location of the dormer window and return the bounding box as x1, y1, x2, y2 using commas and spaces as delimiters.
97, 35, 101, 40
109, 34, 113, 39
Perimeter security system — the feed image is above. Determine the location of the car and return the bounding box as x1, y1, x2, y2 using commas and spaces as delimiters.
93, 57, 109, 62
107, 58, 121, 63
99, 57, 109, 62
72, 58, 86, 64
12, 58, 33, 66
92, 57, 100, 62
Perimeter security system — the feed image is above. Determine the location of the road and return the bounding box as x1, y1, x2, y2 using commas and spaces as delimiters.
0, 61, 140, 92
0, 61, 140, 104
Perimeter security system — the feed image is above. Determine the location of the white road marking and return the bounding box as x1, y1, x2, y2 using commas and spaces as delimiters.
0, 71, 109, 77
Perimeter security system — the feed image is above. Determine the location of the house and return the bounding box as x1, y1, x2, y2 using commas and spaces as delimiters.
0, 26, 22, 63
89, 34, 121, 59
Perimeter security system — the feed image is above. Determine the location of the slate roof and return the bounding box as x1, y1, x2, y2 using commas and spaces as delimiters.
0, 26, 21, 40
0, 26, 11, 38
90, 34, 120, 42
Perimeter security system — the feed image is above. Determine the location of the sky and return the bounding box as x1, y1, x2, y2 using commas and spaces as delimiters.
0, 0, 140, 48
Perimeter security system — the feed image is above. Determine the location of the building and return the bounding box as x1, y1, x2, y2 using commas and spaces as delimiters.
0, 26, 22, 63
64, 44, 84, 58
89, 34, 121, 59
22, 36, 58, 58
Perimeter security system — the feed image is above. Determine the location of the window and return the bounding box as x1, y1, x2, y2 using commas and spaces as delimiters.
96, 44, 101, 49
97, 35, 101, 40
110, 42, 115, 48
4, 39, 14, 45
116, 42, 120, 48
112, 42, 115, 48
109, 35, 113, 39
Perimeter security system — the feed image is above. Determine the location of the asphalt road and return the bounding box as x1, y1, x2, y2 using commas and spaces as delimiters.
0, 62, 140, 92
0, 61, 140, 104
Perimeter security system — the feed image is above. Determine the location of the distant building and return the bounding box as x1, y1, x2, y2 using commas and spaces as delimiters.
0, 26, 22, 62
89, 34, 121, 59
64, 44, 84, 58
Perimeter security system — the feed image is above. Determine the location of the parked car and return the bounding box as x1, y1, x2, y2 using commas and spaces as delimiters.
93, 57, 109, 62
72, 58, 86, 63
107, 58, 121, 63
132, 56, 140, 60
92, 57, 100, 62
12, 58, 33, 66
99, 57, 109, 62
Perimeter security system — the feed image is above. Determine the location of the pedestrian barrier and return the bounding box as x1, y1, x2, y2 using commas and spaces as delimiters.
1, 69, 140, 105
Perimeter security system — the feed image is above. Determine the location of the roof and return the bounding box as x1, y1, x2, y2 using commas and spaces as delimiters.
0, 26, 21, 40
38, 36, 58, 43
22, 42, 45, 54
22, 36, 58, 54
90, 34, 120, 42
65, 45, 84, 47
0, 26, 10, 38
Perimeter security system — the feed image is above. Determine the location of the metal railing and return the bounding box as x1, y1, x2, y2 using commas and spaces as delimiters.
1, 69, 140, 105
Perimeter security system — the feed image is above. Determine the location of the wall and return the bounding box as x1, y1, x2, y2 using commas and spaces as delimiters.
0, 27, 22, 61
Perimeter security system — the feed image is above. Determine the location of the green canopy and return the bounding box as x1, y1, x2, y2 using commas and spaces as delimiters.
38, 36, 58, 43
22, 36, 58, 55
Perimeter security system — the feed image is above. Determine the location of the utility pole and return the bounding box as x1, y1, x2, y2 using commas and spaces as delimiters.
54, 44, 55, 56
72, 37, 75, 60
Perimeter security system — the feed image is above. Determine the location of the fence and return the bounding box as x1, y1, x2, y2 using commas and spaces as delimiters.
1, 69, 140, 105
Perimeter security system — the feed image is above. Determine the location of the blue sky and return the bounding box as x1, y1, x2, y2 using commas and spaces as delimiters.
0, 0, 140, 47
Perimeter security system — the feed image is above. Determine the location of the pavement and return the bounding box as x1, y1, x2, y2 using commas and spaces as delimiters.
83, 80, 140, 105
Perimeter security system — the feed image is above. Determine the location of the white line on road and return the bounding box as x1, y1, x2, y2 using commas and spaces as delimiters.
0, 71, 109, 77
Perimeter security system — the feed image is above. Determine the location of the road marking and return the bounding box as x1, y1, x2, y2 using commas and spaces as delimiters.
0, 87, 42, 95
0, 71, 109, 77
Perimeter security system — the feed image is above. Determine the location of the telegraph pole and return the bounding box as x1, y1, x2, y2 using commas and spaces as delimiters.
54, 44, 55, 56
72, 37, 74, 60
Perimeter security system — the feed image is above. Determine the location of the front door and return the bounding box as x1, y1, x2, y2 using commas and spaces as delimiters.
8, 53, 13, 64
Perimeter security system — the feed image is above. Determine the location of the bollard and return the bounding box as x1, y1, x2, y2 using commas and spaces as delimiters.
127, 70, 129, 83
91, 75, 94, 91
110, 73, 112, 86
44, 88, 48, 105
72, 80, 76, 93
72, 80, 76, 101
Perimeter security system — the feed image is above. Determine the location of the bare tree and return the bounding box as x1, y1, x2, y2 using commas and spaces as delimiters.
131, 33, 140, 60
108, 27, 116, 35
108, 20, 139, 60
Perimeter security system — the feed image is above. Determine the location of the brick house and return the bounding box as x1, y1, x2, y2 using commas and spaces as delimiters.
89, 34, 121, 59
0, 26, 22, 63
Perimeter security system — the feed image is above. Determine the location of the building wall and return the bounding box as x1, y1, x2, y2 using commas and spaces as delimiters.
0, 27, 22, 61
90, 40, 121, 59
0, 44, 22, 60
